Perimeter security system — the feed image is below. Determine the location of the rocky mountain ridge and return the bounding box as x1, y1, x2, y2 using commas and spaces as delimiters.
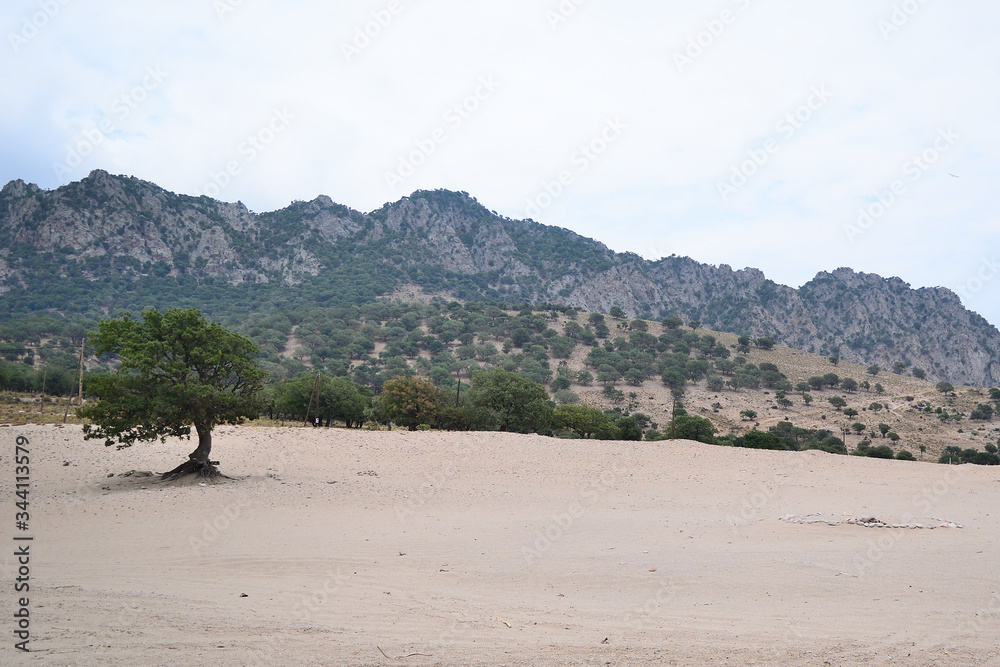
1, 170, 997, 387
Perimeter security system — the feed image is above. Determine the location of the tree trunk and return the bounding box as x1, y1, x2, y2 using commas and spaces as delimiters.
160, 424, 225, 480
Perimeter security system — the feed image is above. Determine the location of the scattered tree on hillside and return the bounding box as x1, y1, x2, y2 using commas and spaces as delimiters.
936, 381, 955, 394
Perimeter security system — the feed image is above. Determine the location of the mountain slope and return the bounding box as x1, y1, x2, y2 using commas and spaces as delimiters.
1, 170, 997, 386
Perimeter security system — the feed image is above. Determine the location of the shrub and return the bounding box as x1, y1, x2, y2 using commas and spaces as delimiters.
896, 450, 915, 461
737, 430, 787, 450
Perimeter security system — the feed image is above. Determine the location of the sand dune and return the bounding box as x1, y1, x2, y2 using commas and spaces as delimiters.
5, 424, 999, 665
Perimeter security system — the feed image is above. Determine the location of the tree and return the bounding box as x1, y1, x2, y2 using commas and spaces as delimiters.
867, 365, 881, 376
828, 396, 847, 411
874, 383, 884, 395
740, 409, 757, 421
841, 377, 859, 393
552, 404, 612, 438
970, 403, 994, 421
851, 422, 866, 434
936, 381, 955, 394
912, 368, 926, 380
754, 337, 776, 350
843, 408, 858, 417
989, 388, 1000, 401
887, 432, 900, 442
802, 393, 814, 405
822, 372, 841, 387
614, 416, 643, 441
738, 430, 787, 450
78, 308, 267, 480
467, 368, 551, 432
662, 316, 683, 330
669, 414, 717, 444
609, 306, 626, 320
381, 376, 444, 430
870, 401, 884, 413
878, 423, 890, 438
808, 376, 825, 391
892, 361, 907, 374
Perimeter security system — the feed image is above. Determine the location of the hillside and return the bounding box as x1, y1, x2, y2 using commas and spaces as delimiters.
1, 170, 998, 386
5, 300, 998, 464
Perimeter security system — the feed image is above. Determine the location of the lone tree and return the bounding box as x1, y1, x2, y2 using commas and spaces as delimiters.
78, 309, 266, 480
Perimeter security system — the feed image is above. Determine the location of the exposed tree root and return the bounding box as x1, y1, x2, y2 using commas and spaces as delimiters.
160, 457, 230, 481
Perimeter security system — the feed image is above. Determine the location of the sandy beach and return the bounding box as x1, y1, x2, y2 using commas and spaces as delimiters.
5, 423, 999, 665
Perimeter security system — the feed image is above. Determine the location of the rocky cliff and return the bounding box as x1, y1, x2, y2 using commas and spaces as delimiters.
1, 170, 997, 386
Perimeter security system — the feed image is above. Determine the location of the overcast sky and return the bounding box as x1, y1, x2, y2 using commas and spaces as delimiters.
2, 1, 998, 326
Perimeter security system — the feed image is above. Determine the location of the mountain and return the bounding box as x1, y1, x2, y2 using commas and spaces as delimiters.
1, 170, 997, 387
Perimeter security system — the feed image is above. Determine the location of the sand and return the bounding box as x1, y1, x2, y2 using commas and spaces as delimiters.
4, 423, 999, 665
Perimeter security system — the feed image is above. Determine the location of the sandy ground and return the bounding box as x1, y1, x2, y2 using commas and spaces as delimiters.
3, 423, 999, 666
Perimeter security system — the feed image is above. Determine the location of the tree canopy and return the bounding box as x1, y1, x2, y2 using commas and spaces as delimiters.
78, 308, 266, 478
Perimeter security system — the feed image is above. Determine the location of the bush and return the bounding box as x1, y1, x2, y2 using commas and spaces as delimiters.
553, 389, 579, 405
866, 445, 895, 459
936, 381, 955, 393
896, 450, 915, 461
668, 414, 717, 444
737, 430, 787, 450
614, 416, 643, 441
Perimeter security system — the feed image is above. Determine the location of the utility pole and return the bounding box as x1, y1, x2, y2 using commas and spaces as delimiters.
304, 373, 321, 426
64, 338, 85, 423
456, 378, 461, 407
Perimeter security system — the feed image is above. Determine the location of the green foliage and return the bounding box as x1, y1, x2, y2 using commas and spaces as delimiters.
740, 409, 757, 421
895, 450, 915, 461
970, 403, 994, 421
827, 396, 847, 411
754, 336, 775, 350
380, 376, 444, 430
78, 308, 266, 452
273, 373, 371, 427
936, 381, 955, 393
467, 368, 552, 432
552, 404, 611, 438
668, 414, 717, 444
737, 430, 787, 450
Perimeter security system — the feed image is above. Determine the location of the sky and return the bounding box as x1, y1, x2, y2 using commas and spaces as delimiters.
1, 1, 998, 326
